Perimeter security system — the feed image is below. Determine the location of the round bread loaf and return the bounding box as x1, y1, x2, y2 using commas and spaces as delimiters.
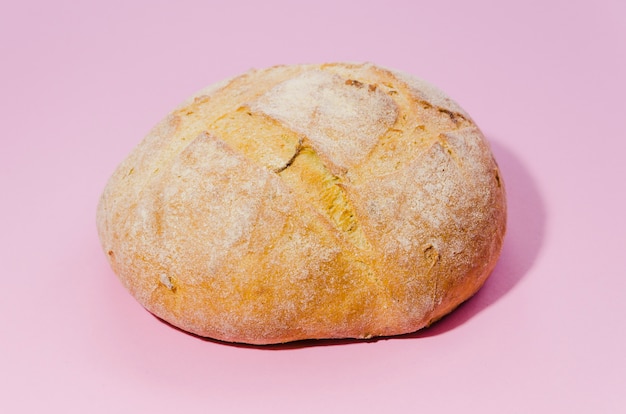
97, 63, 506, 344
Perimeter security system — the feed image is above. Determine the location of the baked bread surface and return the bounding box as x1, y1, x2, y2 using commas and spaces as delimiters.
97, 63, 506, 344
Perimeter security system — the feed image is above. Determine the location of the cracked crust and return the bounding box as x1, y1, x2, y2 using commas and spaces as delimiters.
97, 62, 506, 344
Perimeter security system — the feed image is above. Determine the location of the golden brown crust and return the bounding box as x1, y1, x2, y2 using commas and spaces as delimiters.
97, 63, 506, 344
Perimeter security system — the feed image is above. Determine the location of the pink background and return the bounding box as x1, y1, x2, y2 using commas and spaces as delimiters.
2, 0, 625, 412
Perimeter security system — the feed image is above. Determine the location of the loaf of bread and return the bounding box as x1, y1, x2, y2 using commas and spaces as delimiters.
97, 63, 506, 344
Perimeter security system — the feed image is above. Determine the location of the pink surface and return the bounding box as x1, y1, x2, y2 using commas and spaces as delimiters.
2, 0, 625, 412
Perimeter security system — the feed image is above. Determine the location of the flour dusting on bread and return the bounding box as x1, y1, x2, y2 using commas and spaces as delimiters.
249, 70, 398, 170
97, 62, 506, 344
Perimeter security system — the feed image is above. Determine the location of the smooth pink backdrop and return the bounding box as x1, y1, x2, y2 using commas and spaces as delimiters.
2, 0, 625, 412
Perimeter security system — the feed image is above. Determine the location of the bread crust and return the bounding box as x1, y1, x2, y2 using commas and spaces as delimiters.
97, 63, 506, 344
